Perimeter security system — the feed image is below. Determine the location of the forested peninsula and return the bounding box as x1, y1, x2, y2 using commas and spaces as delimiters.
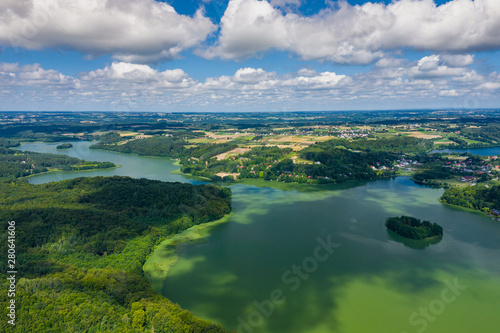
441, 185, 500, 216
0, 176, 232, 332
0, 139, 115, 181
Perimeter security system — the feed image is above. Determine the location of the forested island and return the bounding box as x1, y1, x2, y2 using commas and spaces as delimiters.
56, 143, 73, 149
385, 216, 443, 240
0, 176, 231, 332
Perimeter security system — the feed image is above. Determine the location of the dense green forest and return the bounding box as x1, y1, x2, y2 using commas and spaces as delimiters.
412, 166, 455, 184
322, 136, 433, 153
459, 124, 500, 146
441, 185, 500, 214
385, 216, 443, 240
0, 177, 232, 332
91, 136, 188, 158
91, 136, 239, 163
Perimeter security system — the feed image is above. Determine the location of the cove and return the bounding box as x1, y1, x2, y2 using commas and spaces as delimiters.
19, 142, 500, 333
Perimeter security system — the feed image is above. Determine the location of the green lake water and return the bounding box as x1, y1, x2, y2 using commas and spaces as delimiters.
20, 142, 500, 333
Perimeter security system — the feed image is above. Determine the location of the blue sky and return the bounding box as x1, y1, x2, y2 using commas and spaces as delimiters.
1, 0, 500, 112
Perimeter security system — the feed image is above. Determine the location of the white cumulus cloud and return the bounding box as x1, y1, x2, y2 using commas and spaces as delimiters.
0, 0, 216, 63
202, 0, 500, 64
2, 58, 500, 111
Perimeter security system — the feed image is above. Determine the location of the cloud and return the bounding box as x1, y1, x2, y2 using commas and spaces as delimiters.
202, 0, 500, 64
233, 67, 276, 84
2, 0, 498, 66
0, 0, 216, 63
1, 57, 500, 111
81, 62, 196, 89
441, 54, 475, 67
0, 63, 77, 87
477, 82, 500, 90
439, 89, 459, 97
375, 57, 407, 68
407, 54, 471, 79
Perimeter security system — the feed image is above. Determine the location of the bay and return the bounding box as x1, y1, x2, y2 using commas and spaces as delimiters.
19, 141, 500, 333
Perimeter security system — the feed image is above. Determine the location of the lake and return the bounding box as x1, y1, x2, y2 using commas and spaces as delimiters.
430, 146, 500, 156
17, 141, 193, 185
19, 142, 500, 333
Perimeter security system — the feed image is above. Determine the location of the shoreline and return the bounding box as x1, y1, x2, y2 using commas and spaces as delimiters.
171, 163, 399, 191
439, 199, 500, 221
21, 164, 122, 180
143, 212, 234, 294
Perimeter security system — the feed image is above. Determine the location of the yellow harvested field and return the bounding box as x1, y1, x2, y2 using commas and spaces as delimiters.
62, 132, 85, 136
268, 136, 300, 142
269, 135, 330, 143
215, 172, 240, 179
205, 132, 254, 140
434, 141, 456, 145
308, 125, 331, 129
407, 132, 442, 139
215, 148, 251, 160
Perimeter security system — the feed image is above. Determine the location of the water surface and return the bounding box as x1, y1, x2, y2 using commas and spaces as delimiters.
430, 147, 500, 156
163, 178, 500, 333
17, 141, 191, 184
19, 142, 500, 333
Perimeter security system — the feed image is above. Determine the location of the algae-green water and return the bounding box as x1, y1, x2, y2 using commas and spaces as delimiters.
20, 142, 500, 333
162, 179, 500, 333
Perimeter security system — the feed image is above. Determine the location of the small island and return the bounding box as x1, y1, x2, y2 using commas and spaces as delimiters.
56, 143, 73, 149
385, 215, 443, 240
